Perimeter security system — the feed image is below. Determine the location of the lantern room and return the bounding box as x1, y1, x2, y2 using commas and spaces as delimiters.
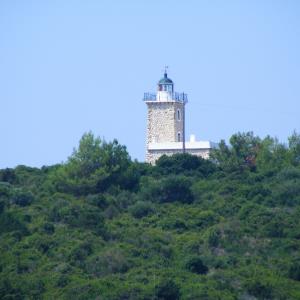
158, 72, 173, 93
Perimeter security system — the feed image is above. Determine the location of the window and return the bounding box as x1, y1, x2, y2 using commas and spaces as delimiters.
177, 109, 181, 121
177, 132, 181, 142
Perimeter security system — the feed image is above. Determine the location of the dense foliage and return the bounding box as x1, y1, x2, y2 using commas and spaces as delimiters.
1, 131, 300, 299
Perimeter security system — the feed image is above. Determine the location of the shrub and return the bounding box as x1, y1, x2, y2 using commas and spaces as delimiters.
195, 210, 217, 228
155, 278, 181, 300
129, 201, 154, 218
0, 182, 11, 198
245, 279, 274, 299
0, 200, 5, 214
0, 168, 17, 184
86, 193, 108, 209
42, 222, 55, 234
277, 167, 300, 180
55, 274, 69, 288
0, 278, 24, 300
50, 202, 105, 235
207, 228, 221, 248
289, 263, 300, 281
274, 179, 300, 206
69, 241, 93, 267
142, 176, 194, 204
162, 218, 187, 232
85, 249, 129, 277
0, 212, 28, 235
156, 153, 216, 176
185, 257, 208, 274
11, 189, 34, 207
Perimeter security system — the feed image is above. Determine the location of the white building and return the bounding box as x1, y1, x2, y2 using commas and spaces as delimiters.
144, 71, 216, 164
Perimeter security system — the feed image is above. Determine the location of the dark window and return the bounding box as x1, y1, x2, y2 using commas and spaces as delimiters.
177, 109, 181, 121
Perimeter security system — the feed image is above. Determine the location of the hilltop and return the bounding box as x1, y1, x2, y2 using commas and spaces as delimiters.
1, 131, 300, 299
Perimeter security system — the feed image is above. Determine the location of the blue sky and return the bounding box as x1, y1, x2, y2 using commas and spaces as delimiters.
0, 0, 299, 168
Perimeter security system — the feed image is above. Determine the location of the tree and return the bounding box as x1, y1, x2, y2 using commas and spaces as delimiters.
68, 132, 104, 178
256, 136, 289, 173
129, 201, 154, 218
211, 132, 261, 172
10, 189, 34, 207
185, 257, 208, 274
52, 132, 132, 195
155, 278, 181, 300
141, 176, 194, 204
0, 168, 17, 184
229, 132, 261, 171
155, 153, 216, 177
288, 131, 300, 166
289, 263, 300, 281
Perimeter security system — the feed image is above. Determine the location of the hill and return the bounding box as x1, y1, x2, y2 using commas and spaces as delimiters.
1, 131, 300, 299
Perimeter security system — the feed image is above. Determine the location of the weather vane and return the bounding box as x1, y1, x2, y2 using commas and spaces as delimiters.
164, 65, 169, 75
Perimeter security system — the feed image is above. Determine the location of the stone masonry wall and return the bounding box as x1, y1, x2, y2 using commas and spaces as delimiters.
174, 102, 184, 142
146, 101, 184, 145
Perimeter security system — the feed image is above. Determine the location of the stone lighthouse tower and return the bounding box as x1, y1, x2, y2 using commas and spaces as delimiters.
144, 71, 215, 164
144, 71, 188, 163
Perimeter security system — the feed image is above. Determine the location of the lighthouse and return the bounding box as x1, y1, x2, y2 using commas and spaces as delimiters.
144, 71, 215, 164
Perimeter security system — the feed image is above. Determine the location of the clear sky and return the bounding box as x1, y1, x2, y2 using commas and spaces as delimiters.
0, 0, 299, 168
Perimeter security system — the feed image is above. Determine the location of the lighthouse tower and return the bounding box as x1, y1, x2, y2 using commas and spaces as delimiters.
143, 71, 215, 164
144, 71, 188, 163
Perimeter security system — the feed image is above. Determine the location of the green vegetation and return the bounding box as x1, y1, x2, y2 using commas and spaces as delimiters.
1, 131, 300, 299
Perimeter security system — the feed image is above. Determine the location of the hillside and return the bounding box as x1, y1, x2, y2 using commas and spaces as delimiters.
1, 131, 300, 300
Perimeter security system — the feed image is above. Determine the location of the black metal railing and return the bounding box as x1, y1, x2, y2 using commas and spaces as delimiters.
174, 92, 188, 103
143, 93, 157, 101
143, 92, 188, 103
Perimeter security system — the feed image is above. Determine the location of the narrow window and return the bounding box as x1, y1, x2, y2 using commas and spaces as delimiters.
177, 132, 181, 142
177, 109, 181, 121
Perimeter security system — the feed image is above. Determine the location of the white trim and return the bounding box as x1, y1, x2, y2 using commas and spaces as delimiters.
148, 141, 217, 150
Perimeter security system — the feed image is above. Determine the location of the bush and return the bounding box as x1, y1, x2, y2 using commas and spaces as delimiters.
55, 274, 69, 288
142, 176, 194, 204
274, 179, 300, 206
69, 241, 93, 267
245, 279, 274, 299
185, 257, 208, 274
85, 249, 129, 277
207, 228, 221, 248
0, 278, 23, 300
49, 200, 106, 237
86, 194, 108, 209
155, 278, 181, 300
0, 200, 5, 214
195, 210, 218, 228
0, 212, 28, 235
129, 201, 154, 218
289, 263, 300, 281
42, 222, 55, 234
156, 153, 216, 177
0, 168, 17, 184
11, 189, 34, 207
0, 182, 11, 198
278, 167, 300, 180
